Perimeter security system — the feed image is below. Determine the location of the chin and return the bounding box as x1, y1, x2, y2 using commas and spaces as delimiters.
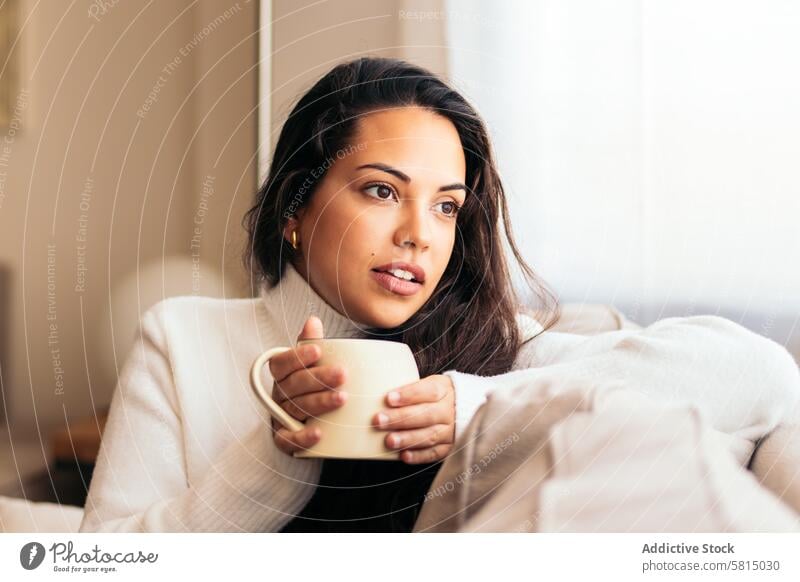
358, 304, 417, 330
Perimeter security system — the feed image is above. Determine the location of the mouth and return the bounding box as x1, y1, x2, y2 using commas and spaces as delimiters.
370, 262, 426, 284
369, 264, 425, 297
370, 268, 423, 285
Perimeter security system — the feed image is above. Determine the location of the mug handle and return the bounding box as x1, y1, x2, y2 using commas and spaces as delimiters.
249, 347, 306, 433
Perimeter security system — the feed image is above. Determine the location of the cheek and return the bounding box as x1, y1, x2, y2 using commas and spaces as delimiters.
435, 224, 457, 259
311, 207, 388, 273
341, 210, 392, 246
443, 225, 457, 249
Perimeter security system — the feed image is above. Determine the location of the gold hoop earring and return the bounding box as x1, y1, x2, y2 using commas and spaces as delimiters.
291, 230, 298, 250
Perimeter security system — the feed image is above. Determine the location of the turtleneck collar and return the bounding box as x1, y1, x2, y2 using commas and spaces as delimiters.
257, 262, 544, 346
258, 262, 368, 343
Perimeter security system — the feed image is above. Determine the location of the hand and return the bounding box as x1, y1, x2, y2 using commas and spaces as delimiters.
372, 374, 456, 464
269, 316, 348, 456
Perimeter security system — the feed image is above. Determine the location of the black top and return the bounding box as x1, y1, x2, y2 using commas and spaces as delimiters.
279, 458, 443, 533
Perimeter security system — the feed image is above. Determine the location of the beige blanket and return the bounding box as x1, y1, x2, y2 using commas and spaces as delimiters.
413, 378, 800, 533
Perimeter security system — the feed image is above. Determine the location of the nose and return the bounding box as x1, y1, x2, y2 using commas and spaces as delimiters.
393, 200, 432, 251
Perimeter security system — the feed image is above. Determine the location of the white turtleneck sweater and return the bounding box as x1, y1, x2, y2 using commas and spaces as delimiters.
79, 263, 800, 532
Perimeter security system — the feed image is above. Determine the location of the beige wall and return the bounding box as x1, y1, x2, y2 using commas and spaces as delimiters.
0, 0, 448, 440
0, 0, 257, 437
269, 0, 446, 158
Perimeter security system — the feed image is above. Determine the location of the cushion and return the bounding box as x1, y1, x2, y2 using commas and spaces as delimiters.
414, 379, 800, 532
549, 303, 641, 335
749, 400, 800, 516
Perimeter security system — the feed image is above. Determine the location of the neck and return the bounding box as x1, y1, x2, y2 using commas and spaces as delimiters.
259, 263, 368, 341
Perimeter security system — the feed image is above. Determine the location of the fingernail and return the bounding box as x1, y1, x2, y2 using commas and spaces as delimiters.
387, 391, 400, 405
335, 391, 347, 404
376, 413, 389, 427
389, 434, 401, 448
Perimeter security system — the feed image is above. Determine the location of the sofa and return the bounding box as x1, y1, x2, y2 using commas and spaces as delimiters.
1, 303, 797, 532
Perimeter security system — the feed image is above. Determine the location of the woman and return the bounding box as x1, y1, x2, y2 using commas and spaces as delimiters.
80, 58, 799, 532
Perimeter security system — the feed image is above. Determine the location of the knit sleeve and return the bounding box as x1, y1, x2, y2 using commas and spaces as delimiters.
446, 315, 800, 444
79, 302, 320, 532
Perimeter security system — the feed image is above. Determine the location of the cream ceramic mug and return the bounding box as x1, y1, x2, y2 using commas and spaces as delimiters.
250, 338, 420, 460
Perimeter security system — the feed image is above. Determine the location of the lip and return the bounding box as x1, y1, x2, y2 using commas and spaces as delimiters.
369, 270, 423, 297
370, 261, 426, 283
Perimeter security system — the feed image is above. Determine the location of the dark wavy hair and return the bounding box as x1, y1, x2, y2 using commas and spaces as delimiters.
243, 57, 560, 378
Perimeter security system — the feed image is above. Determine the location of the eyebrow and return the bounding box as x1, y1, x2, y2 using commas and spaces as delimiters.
355, 163, 467, 193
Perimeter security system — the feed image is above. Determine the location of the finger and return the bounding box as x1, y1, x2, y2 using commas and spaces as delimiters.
384, 424, 453, 450
268, 343, 322, 385
400, 444, 452, 465
282, 389, 348, 422
267, 315, 325, 382
273, 364, 347, 403
273, 425, 321, 456
385, 376, 448, 407
298, 315, 324, 342
373, 402, 448, 431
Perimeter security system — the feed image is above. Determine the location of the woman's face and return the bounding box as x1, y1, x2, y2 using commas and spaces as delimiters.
287, 106, 467, 329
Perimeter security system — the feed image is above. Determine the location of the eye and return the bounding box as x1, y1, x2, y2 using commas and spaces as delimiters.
363, 183, 397, 202
435, 200, 462, 218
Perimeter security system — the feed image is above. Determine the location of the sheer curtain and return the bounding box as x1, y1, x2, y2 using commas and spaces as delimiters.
444, 0, 800, 352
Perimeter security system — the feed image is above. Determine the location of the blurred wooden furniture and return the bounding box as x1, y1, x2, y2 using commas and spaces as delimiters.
0, 263, 8, 422
50, 409, 108, 466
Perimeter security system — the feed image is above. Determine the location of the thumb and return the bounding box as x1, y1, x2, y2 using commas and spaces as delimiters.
297, 315, 324, 342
